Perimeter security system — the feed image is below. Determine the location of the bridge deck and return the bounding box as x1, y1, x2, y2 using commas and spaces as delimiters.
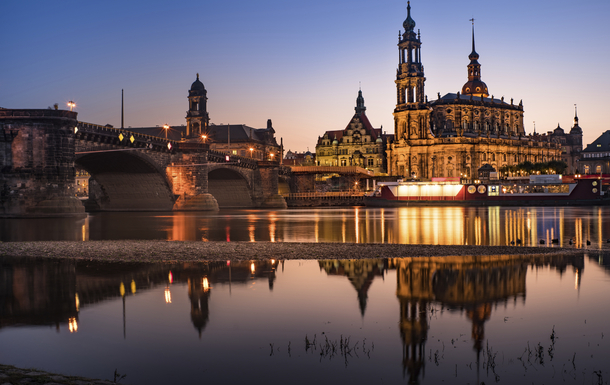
288, 166, 373, 176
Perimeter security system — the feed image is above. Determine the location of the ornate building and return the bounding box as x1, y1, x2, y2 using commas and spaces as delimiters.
387, 3, 567, 180
315, 90, 387, 174
548, 108, 583, 174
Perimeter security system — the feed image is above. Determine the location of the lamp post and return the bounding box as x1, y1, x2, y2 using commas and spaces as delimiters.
163, 124, 169, 140
67, 101, 75, 111
270, 153, 274, 162
249, 147, 254, 158
201, 134, 207, 143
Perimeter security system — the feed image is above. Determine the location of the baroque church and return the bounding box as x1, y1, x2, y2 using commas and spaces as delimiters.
386, 2, 578, 180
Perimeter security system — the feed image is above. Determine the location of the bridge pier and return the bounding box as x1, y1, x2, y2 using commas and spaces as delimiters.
0, 109, 85, 217
258, 162, 287, 208
168, 144, 218, 211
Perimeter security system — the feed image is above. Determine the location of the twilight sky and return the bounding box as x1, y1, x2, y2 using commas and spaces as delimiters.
1, 0, 608, 153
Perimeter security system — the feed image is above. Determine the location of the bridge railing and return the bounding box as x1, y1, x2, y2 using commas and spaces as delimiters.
282, 192, 366, 199
208, 149, 259, 169
77, 121, 180, 146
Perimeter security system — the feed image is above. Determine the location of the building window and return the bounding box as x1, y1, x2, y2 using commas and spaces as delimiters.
367, 158, 374, 166
596, 165, 602, 173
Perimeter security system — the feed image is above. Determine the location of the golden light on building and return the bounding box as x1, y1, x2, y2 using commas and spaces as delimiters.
68, 317, 78, 333
131, 280, 136, 294
202, 277, 210, 292
168, 271, 173, 284
250, 263, 256, 274
75, 293, 80, 312
120, 282, 125, 297
165, 288, 172, 304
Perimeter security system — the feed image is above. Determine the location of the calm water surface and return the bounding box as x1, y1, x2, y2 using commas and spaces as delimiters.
1, 254, 610, 384
2, 206, 610, 248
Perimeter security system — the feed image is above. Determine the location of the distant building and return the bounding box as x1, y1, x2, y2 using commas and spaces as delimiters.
579, 130, 610, 175
548, 110, 583, 174
385, 3, 571, 180
315, 90, 387, 175
126, 74, 281, 161
284, 150, 315, 166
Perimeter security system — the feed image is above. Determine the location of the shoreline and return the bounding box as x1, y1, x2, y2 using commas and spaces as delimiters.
0, 240, 590, 262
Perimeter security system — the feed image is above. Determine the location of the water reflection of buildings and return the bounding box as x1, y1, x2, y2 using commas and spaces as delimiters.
0, 258, 279, 338
164, 207, 609, 248
318, 260, 388, 316
390, 254, 584, 384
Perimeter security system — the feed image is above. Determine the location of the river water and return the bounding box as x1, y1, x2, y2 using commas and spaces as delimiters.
1, 206, 610, 384
1, 206, 610, 248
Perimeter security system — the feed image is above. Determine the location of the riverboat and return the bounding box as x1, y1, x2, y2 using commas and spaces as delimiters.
364, 176, 608, 206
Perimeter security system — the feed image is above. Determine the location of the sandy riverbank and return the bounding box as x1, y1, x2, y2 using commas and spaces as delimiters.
0, 240, 586, 262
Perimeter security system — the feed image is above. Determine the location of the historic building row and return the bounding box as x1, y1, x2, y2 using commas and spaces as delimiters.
315, 2, 583, 179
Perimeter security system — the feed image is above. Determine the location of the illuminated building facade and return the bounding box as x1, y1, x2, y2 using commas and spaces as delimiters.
127, 75, 282, 161
579, 129, 610, 175
386, 3, 568, 180
315, 90, 387, 174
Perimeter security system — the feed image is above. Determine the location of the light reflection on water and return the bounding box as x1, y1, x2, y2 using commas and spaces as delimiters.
1, 254, 610, 384
2, 206, 610, 248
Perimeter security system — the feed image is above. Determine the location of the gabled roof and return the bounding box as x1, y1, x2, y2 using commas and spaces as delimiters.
318, 112, 382, 145
583, 130, 610, 152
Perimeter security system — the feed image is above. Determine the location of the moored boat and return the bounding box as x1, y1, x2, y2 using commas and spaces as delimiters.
364, 176, 607, 206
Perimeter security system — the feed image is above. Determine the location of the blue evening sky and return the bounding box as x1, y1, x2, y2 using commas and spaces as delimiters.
1, 0, 608, 152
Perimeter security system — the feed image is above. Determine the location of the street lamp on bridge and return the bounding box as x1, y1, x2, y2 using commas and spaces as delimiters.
163, 124, 170, 139
67, 101, 75, 111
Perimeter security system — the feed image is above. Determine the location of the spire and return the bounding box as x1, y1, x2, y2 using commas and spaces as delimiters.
469, 18, 479, 61
403, 1, 416, 33
355, 89, 366, 113
461, 18, 488, 98
574, 104, 579, 125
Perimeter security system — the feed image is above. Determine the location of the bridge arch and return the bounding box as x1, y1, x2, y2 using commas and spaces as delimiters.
75, 150, 175, 211
207, 165, 255, 208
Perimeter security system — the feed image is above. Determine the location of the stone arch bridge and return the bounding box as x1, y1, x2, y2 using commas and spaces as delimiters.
0, 109, 286, 217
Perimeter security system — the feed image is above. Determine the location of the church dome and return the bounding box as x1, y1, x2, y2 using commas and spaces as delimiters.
376, 137, 383, 144
570, 124, 582, 135
461, 79, 489, 97
190, 73, 205, 92
553, 124, 565, 135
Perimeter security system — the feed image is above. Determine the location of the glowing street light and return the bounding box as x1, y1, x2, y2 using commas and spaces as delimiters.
270, 153, 275, 161
249, 147, 254, 158
163, 124, 170, 139
67, 101, 75, 111
201, 134, 207, 142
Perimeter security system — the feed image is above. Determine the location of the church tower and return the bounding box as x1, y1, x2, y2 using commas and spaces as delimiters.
461, 21, 489, 98
393, 2, 431, 142
186, 73, 210, 139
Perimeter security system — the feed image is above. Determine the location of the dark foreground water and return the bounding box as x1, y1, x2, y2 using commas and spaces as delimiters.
1, 253, 610, 384
2, 206, 610, 249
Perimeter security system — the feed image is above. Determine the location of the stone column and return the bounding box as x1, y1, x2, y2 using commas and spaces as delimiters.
258, 162, 287, 208
169, 143, 218, 211
0, 109, 85, 217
